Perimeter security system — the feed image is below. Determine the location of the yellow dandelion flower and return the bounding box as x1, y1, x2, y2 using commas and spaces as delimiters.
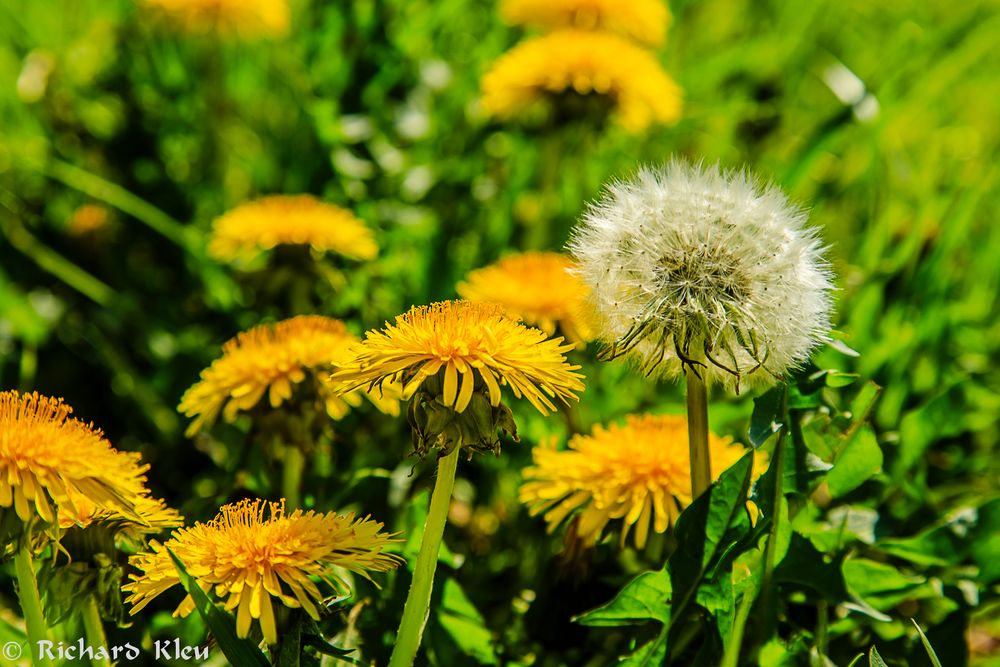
124, 498, 402, 646
335, 301, 584, 416
481, 30, 682, 133
59, 492, 183, 545
179, 316, 398, 437
142, 0, 290, 38
208, 195, 377, 264
520, 414, 767, 549
500, 0, 671, 47
457, 252, 594, 346
0, 391, 149, 535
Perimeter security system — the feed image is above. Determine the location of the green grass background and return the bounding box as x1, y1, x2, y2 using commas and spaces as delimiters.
1, 0, 999, 665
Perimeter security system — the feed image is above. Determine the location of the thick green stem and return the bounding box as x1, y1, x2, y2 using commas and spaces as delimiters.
685, 370, 712, 499
81, 596, 111, 667
758, 388, 790, 644
389, 447, 461, 667
283, 446, 305, 509
13, 541, 55, 667
816, 599, 829, 659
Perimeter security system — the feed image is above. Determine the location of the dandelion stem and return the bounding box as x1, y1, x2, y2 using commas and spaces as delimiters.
757, 386, 789, 646
685, 369, 712, 498
283, 446, 305, 509
389, 446, 461, 667
81, 595, 112, 667
13, 541, 55, 667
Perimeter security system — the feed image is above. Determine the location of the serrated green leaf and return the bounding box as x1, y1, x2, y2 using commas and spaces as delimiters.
868, 646, 888, 667
619, 628, 667, 666
878, 506, 976, 567
575, 569, 671, 627
749, 387, 785, 447
843, 558, 936, 612
669, 452, 754, 629
826, 427, 883, 498
435, 578, 497, 665
166, 548, 271, 667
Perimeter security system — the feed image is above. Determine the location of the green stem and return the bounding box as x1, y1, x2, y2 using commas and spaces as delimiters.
685, 370, 712, 499
757, 387, 789, 645
524, 131, 564, 251
40, 158, 196, 251
283, 446, 305, 509
19, 343, 37, 390
816, 599, 829, 659
0, 211, 115, 306
80, 596, 111, 667
13, 541, 55, 667
389, 447, 461, 667
721, 584, 757, 667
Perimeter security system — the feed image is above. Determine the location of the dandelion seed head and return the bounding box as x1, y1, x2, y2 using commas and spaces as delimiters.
569, 160, 834, 390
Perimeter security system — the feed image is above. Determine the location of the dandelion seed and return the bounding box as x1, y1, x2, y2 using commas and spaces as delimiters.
179, 316, 398, 437
124, 498, 402, 646
480, 30, 682, 133
520, 414, 767, 549
569, 159, 834, 391
208, 195, 377, 265
500, 0, 671, 47
457, 252, 594, 346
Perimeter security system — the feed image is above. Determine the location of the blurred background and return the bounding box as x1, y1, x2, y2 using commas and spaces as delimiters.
1, 0, 999, 664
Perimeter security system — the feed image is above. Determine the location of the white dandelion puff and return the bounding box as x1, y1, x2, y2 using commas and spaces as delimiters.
569, 159, 834, 392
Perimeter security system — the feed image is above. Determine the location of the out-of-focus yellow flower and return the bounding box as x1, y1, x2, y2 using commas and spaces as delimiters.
142, 0, 290, 38
334, 301, 584, 417
520, 414, 767, 549
124, 498, 402, 645
481, 29, 682, 133
1, 391, 149, 535
179, 316, 398, 437
457, 252, 593, 346
59, 492, 183, 546
68, 204, 111, 237
208, 195, 377, 264
500, 0, 671, 47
